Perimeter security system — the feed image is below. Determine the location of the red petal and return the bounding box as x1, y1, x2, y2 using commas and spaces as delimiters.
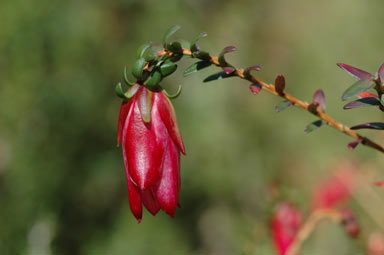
125, 97, 168, 190
117, 100, 132, 147
123, 124, 142, 222
337, 63, 374, 81
142, 188, 161, 215
155, 92, 186, 155
155, 137, 180, 217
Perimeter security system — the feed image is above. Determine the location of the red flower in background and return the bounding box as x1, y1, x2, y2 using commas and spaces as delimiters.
312, 162, 357, 210
271, 202, 302, 255
117, 84, 185, 222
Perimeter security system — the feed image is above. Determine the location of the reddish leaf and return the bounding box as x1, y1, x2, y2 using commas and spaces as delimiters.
348, 139, 362, 150
337, 63, 374, 81
343, 97, 380, 109
218, 46, 237, 66
275, 75, 285, 96
313, 89, 326, 111
351, 122, 384, 130
378, 63, 384, 82
358, 92, 378, 99
249, 83, 262, 95
222, 67, 235, 74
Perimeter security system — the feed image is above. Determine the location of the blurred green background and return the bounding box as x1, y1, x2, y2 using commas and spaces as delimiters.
2, 0, 384, 254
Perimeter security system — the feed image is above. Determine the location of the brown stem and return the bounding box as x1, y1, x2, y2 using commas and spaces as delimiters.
287, 209, 343, 255
159, 48, 384, 154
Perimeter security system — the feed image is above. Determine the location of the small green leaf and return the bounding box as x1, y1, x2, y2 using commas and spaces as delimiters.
144, 71, 162, 87
274, 100, 292, 112
341, 79, 375, 101
167, 41, 183, 54
125, 84, 140, 98
115, 82, 126, 99
123, 66, 135, 86
191, 32, 207, 52
203, 71, 235, 83
304, 120, 325, 133
162, 85, 182, 99
191, 32, 208, 46
163, 25, 180, 47
132, 58, 146, 80
144, 47, 157, 62
160, 59, 177, 77
192, 51, 210, 61
184, 61, 212, 76
136, 43, 151, 59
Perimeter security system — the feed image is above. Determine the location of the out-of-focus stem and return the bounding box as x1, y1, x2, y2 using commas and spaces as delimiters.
286, 209, 342, 255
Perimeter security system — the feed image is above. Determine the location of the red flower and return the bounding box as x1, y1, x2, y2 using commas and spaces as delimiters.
271, 202, 302, 255
117, 84, 185, 222
311, 162, 356, 210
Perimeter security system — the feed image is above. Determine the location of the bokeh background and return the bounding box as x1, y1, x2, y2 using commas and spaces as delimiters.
2, 0, 384, 254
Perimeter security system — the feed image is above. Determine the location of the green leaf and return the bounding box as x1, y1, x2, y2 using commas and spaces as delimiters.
132, 58, 146, 80
192, 51, 210, 61
183, 61, 212, 76
163, 25, 180, 47
136, 42, 151, 59
274, 100, 292, 112
125, 84, 140, 98
144, 47, 157, 62
190, 32, 207, 52
160, 59, 177, 77
341, 79, 375, 101
203, 71, 235, 83
166, 41, 182, 54
191, 32, 207, 46
304, 120, 325, 133
123, 66, 135, 86
144, 71, 162, 87
115, 82, 126, 99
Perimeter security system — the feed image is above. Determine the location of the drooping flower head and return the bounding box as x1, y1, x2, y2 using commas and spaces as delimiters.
117, 83, 185, 222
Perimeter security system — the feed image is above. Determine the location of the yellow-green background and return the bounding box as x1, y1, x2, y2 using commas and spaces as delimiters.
1, 0, 384, 254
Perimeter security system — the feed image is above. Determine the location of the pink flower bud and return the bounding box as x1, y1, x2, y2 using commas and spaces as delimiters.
271, 202, 302, 255
117, 85, 185, 222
